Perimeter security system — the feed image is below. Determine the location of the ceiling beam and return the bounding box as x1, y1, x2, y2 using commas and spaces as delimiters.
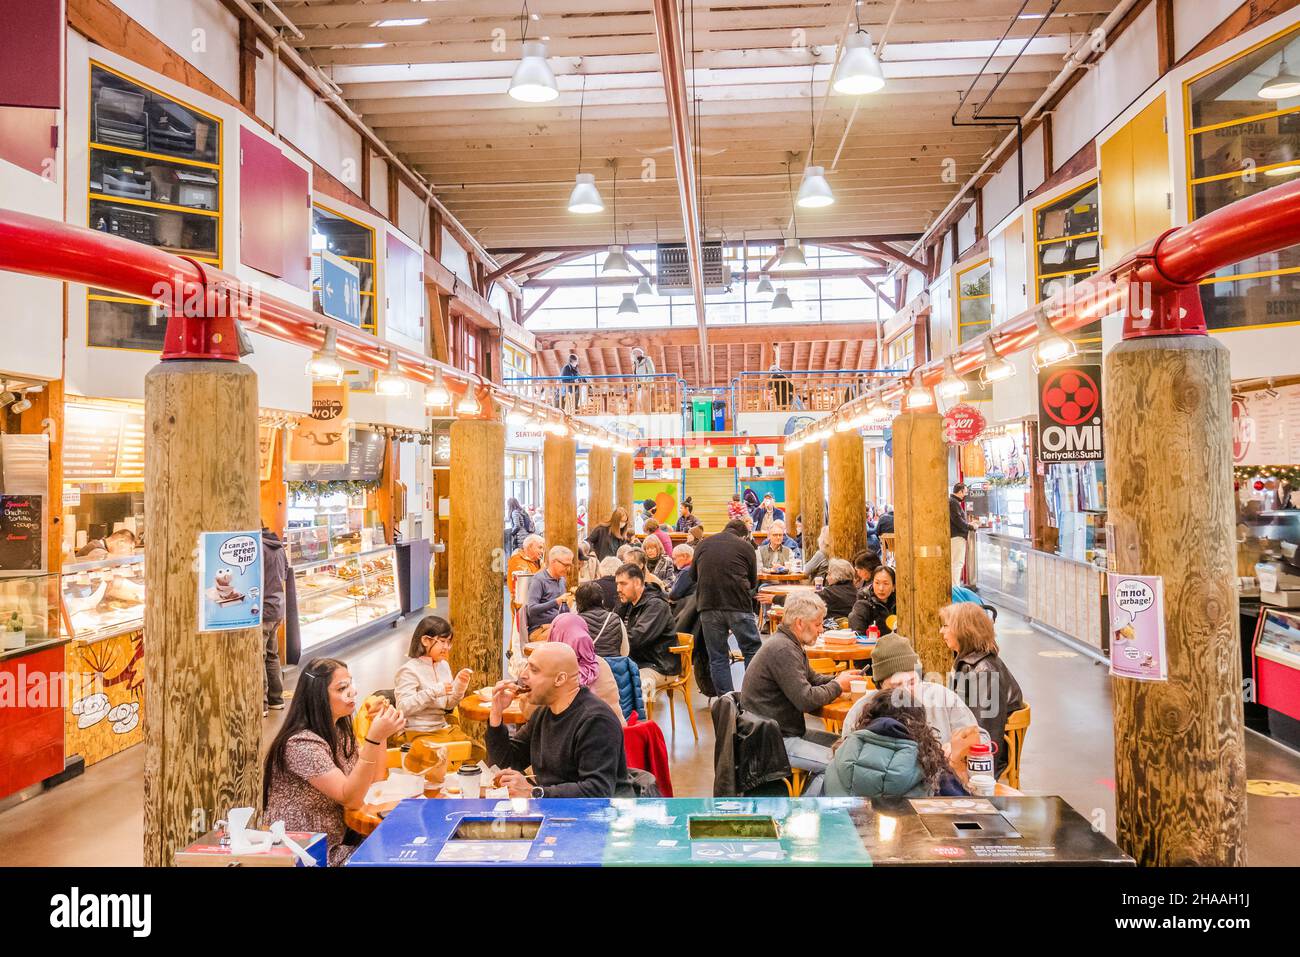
537, 323, 880, 351
864, 241, 929, 274
489, 234, 923, 256
525, 266, 888, 288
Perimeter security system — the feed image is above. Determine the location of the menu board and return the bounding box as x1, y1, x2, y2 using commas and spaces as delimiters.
0, 495, 44, 571
284, 429, 385, 482
63, 403, 146, 481
1234, 384, 1300, 465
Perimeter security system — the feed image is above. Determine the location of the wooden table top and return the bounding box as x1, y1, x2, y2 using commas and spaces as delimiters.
758, 572, 807, 583
816, 690, 866, 723
759, 583, 816, 596
805, 640, 876, 661
457, 693, 527, 723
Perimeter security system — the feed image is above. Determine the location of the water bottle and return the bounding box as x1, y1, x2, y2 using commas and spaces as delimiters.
966, 743, 996, 796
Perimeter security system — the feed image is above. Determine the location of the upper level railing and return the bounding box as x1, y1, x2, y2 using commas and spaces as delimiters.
730, 368, 909, 418
503, 373, 688, 417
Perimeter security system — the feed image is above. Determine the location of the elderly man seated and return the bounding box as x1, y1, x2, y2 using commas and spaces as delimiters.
755, 523, 794, 573
507, 534, 545, 618
667, 544, 697, 602
486, 643, 631, 798
740, 591, 858, 776
525, 545, 574, 639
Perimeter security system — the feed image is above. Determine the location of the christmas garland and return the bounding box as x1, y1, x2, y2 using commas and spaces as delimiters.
287, 479, 381, 498
1234, 465, 1300, 485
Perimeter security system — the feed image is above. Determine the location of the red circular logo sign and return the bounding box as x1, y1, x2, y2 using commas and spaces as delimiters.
942, 403, 987, 445
1041, 368, 1100, 426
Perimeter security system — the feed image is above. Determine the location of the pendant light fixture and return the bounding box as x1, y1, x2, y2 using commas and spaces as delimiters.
508, 3, 558, 102
306, 326, 344, 383
635, 275, 654, 298
376, 350, 409, 397
797, 64, 835, 208
601, 162, 634, 276
424, 367, 451, 409
1258, 51, 1300, 99
777, 159, 807, 268
567, 75, 605, 213
978, 337, 1016, 385
770, 287, 795, 317
905, 370, 934, 409
1032, 310, 1076, 370
455, 388, 481, 416
936, 356, 969, 399
617, 291, 640, 315
833, 8, 886, 97
755, 272, 774, 295
868, 392, 891, 420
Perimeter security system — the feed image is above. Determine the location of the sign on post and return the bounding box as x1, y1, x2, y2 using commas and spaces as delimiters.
1037, 364, 1104, 462
1108, 573, 1168, 681
198, 530, 263, 632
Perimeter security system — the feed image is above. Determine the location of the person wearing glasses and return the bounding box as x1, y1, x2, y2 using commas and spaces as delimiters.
393, 615, 473, 746
525, 545, 575, 640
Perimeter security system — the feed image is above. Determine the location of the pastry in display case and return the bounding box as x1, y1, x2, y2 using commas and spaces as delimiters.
294, 546, 399, 651
0, 573, 64, 654
61, 555, 146, 642
286, 524, 332, 564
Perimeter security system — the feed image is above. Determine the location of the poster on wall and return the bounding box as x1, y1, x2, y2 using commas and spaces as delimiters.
1037, 363, 1104, 463
1107, 573, 1168, 681
197, 530, 263, 633
289, 382, 350, 464
1232, 384, 1300, 465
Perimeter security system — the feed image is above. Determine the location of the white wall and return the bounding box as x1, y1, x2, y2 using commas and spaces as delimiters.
110, 0, 239, 93
270, 62, 362, 192
370, 156, 389, 218
1174, 0, 1243, 60
0, 158, 64, 381
956, 204, 977, 254
441, 227, 473, 284
397, 180, 427, 247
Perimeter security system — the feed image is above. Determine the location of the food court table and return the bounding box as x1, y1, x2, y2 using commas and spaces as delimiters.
804, 639, 876, 663
346, 796, 1133, 866
457, 694, 526, 724
758, 572, 807, 583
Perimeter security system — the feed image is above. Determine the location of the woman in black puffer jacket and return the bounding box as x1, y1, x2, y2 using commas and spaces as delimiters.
849, 565, 897, 635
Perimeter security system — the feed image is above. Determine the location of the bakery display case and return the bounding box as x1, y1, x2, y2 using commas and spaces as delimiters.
0, 573, 65, 659
294, 545, 399, 651
61, 555, 145, 642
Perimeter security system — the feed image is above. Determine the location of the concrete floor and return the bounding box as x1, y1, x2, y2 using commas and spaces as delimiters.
1, 600, 1298, 865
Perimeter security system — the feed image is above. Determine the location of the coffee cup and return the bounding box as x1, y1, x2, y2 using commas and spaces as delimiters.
850, 679, 868, 694
458, 764, 482, 799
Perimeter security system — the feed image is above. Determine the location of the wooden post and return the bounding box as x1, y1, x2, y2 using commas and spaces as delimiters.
866, 447, 878, 507
1027, 421, 1051, 552
143, 361, 261, 867
449, 417, 506, 747
800, 439, 825, 553
783, 446, 802, 549
892, 411, 950, 677
544, 434, 579, 588
615, 450, 634, 518
587, 445, 614, 528
1106, 336, 1245, 866
258, 426, 287, 536
829, 430, 867, 559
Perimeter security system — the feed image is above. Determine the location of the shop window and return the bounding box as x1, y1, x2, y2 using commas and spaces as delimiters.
955, 259, 991, 344
886, 330, 915, 372
505, 451, 535, 509
1033, 180, 1100, 350
1185, 24, 1300, 330
87, 64, 221, 352
503, 341, 532, 380
313, 204, 376, 333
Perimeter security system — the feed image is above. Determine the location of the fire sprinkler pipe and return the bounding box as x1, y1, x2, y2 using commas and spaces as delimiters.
651, 0, 711, 382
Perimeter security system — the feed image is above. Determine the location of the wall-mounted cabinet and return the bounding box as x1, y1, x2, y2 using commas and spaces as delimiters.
1032, 178, 1101, 352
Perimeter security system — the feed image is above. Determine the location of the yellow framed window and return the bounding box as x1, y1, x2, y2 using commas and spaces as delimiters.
1033, 179, 1100, 347
956, 258, 992, 344
87, 62, 222, 352
1184, 22, 1300, 331
312, 203, 377, 333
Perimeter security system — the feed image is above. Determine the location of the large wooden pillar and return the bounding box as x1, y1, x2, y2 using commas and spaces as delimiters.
544, 433, 579, 588
892, 411, 950, 677
866, 446, 878, 508
144, 361, 261, 867
1106, 336, 1245, 866
449, 417, 506, 746
587, 445, 614, 529
829, 430, 867, 559
799, 439, 825, 555
783, 445, 801, 548
615, 450, 634, 517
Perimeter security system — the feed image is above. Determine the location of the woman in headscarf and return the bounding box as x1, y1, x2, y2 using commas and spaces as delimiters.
547, 612, 625, 725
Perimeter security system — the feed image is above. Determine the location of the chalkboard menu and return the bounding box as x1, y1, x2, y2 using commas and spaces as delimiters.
63, 403, 146, 481
284, 429, 385, 482
0, 495, 44, 571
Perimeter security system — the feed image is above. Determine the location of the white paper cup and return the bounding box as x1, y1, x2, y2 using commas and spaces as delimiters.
850, 680, 868, 694
459, 765, 482, 799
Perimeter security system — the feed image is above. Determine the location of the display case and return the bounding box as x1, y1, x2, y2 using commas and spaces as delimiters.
294, 545, 399, 651
60, 555, 145, 642
975, 531, 1030, 615
0, 573, 65, 659
286, 519, 384, 564
1253, 609, 1300, 724
286, 524, 333, 565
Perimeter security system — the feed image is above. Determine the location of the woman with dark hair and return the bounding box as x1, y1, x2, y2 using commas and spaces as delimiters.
263, 657, 405, 866
393, 616, 473, 743
507, 497, 534, 552
849, 565, 897, 635
586, 507, 629, 561
674, 497, 701, 532
824, 689, 968, 798
575, 580, 628, 656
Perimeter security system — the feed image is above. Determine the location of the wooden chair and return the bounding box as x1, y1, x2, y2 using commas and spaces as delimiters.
647, 632, 699, 741
785, 768, 808, 797
999, 704, 1031, 790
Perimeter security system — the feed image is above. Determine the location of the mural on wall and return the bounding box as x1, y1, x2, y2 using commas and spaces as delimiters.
633, 481, 678, 526
65, 631, 145, 766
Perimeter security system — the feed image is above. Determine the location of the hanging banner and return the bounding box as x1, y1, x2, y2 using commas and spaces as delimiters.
1108, 573, 1168, 681
942, 403, 987, 445
289, 382, 350, 465
197, 530, 263, 632
1037, 363, 1104, 463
